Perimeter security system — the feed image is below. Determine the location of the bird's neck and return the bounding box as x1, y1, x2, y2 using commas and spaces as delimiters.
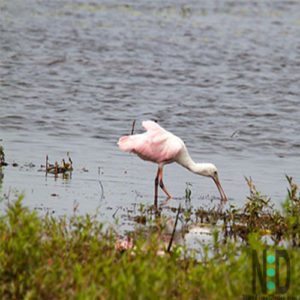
175, 146, 211, 177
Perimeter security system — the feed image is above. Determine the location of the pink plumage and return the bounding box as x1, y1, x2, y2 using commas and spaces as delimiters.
118, 136, 135, 152
118, 120, 183, 164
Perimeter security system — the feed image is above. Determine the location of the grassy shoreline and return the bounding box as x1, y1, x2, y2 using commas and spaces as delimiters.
0, 177, 300, 299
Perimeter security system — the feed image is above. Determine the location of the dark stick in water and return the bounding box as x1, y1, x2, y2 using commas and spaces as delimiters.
167, 204, 181, 253
131, 119, 136, 135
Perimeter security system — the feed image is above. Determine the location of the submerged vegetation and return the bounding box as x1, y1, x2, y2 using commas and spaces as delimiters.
0, 177, 300, 299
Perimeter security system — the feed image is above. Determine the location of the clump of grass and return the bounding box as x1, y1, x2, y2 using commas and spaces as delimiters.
1, 177, 300, 298
44, 152, 73, 178
195, 176, 300, 246
283, 175, 300, 246
0, 146, 8, 167
0, 194, 258, 298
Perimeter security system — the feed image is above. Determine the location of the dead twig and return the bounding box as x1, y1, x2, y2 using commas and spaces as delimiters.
131, 119, 136, 135
112, 207, 120, 219
167, 204, 181, 252
99, 180, 104, 201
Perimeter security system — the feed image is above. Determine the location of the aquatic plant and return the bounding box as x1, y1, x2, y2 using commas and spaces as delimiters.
0, 195, 249, 298
283, 175, 300, 247
0, 146, 7, 167
1, 177, 300, 298
44, 152, 73, 177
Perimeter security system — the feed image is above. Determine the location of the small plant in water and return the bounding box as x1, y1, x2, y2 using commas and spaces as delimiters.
0, 146, 8, 166
185, 182, 192, 201
45, 152, 73, 177
283, 175, 300, 246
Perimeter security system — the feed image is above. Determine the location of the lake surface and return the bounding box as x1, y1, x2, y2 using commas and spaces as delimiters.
1, 0, 300, 226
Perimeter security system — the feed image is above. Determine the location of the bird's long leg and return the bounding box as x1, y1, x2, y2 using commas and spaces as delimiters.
154, 167, 160, 207
158, 166, 172, 199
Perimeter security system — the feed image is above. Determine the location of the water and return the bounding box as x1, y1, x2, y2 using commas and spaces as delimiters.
1, 0, 300, 225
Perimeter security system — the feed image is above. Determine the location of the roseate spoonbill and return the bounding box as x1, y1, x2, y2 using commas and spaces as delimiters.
118, 120, 228, 207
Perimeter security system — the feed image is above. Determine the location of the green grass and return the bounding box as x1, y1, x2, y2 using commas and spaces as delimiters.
1, 177, 300, 299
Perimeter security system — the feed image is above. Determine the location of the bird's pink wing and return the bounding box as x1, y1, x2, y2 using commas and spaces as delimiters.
119, 120, 183, 163
135, 121, 182, 163
142, 120, 167, 133
118, 121, 165, 152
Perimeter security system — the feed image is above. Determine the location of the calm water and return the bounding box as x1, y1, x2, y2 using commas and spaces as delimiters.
1, 0, 300, 224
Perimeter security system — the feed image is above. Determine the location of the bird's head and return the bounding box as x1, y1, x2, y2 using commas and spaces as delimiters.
195, 163, 228, 204
197, 163, 218, 177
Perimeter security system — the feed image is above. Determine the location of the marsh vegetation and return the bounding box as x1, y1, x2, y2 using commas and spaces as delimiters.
1, 176, 300, 299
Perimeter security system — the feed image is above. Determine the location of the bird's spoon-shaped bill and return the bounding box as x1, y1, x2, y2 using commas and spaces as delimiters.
213, 176, 228, 203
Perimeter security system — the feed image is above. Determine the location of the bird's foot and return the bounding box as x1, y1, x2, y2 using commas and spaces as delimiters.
217, 200, 226, 214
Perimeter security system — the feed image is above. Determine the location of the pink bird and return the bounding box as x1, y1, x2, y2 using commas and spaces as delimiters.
118, 120, 228, 207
